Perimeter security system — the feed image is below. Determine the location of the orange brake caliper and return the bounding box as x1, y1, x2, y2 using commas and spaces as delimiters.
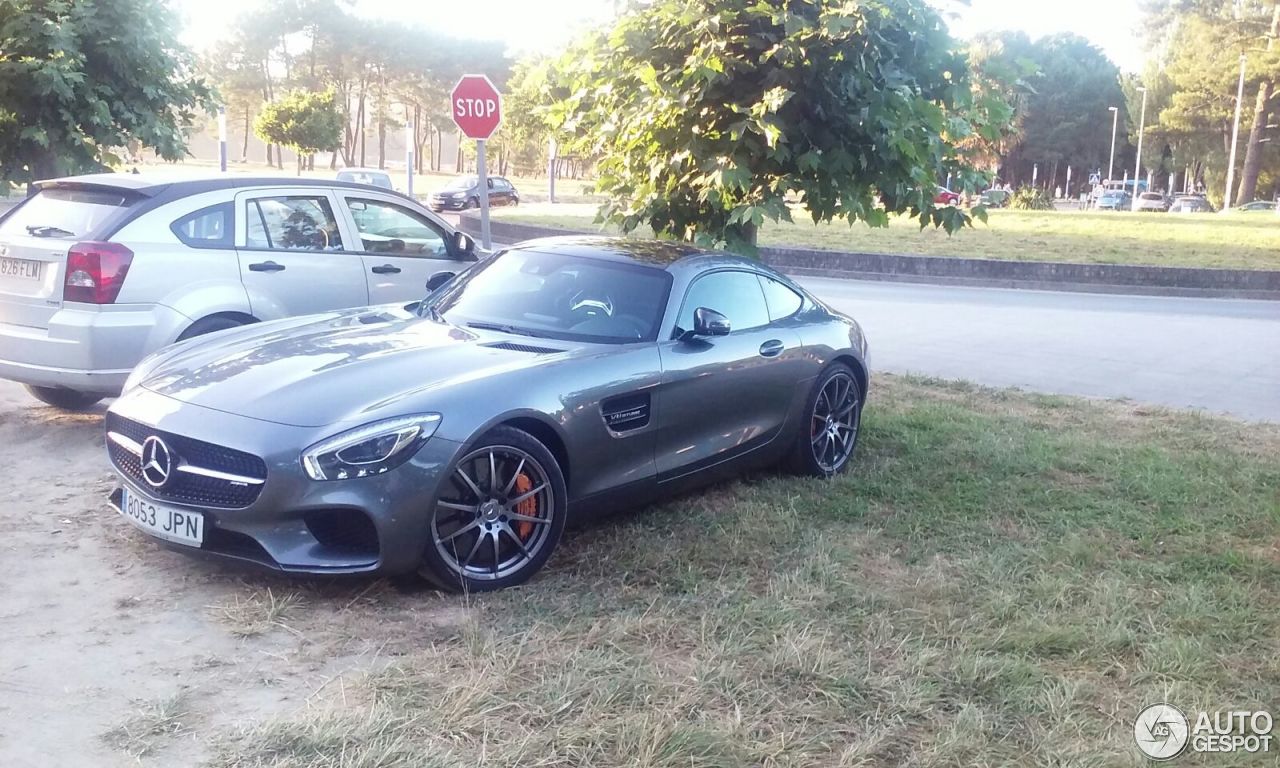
512, 473, 538, 539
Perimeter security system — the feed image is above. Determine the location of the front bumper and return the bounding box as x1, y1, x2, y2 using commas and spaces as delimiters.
428, 197, 469, 211
0, 303, 191, 394
106, 386, 465, 575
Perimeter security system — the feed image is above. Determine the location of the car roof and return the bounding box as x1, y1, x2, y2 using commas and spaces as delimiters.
505, 235, 780, 276
33, 172, 398, 197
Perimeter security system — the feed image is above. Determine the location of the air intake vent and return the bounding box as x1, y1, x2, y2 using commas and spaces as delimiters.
482, 341, 563, 354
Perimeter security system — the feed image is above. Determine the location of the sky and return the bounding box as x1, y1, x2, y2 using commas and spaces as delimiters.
174, 0, 1148, 73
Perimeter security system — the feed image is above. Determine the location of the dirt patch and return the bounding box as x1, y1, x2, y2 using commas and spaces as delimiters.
0, 382, 466, 768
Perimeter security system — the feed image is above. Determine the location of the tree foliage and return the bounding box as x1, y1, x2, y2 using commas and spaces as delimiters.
548, 0, 1008, 254
254, 89, 343, 172
0, 0, 213, 183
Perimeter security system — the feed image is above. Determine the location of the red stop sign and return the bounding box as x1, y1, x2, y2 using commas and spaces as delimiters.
451, 74, 503, 140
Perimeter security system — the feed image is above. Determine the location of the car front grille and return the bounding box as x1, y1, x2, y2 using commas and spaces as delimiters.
106, 413, 268, 509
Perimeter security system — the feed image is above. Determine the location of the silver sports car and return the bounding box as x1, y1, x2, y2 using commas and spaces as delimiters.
105, 237, 870, 591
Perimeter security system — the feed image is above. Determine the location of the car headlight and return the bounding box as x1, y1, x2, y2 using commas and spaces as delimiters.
301, 414, 441, 481
450, 192, 466, 199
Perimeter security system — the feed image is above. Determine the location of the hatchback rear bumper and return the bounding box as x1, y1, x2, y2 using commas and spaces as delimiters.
0, 302, 191, 394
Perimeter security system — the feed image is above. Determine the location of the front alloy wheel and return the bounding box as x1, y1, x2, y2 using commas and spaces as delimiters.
421, 426, 566, 592
790, 363, 863, 477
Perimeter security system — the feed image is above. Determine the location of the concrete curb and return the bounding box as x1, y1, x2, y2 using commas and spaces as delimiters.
459, 216, 1280, 301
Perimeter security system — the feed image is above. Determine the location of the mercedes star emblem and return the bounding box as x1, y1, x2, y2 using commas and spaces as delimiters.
140, 436, 173, 488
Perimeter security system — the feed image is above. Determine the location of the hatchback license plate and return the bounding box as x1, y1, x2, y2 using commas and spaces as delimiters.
0, 257, 41, 280
120, 486, 204, 547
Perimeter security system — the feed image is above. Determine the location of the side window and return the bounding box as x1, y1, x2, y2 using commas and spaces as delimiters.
245, 196, 344, 252
759, 276, 804, 321
171, 202, 233, 248
344, 198, 447, 257
676, 270, 770, 335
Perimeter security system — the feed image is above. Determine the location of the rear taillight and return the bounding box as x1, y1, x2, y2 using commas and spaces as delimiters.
64, 242, 133, 304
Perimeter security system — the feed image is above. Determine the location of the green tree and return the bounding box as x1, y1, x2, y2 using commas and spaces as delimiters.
254, 89, 343, 174
0, 0, 213, 183
548, 0, 1005, 253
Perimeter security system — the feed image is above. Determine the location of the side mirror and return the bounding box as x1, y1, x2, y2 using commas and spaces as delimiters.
425, 271, 456, 292
452, 231, 476, 259
681, 307, 731, 340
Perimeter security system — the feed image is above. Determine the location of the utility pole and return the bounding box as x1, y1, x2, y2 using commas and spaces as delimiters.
1131, 87, 1148, 210
1107, 106, 1119, 181
1225, 53, 1248, 211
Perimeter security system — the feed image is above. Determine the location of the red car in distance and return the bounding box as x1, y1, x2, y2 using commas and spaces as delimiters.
934, 186, 961, 205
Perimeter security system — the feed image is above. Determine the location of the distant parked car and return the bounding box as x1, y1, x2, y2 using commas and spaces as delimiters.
1096, 190, 1132, 211
429, 175, 520, 211
934, 186, 960, 206
1236, 199, 1278, 213
1135, 192, 1169, 212
978, 188, 1010, 208
1169, 195, 1213, 213
0, 173, 478, 409
335, 168, 394, 190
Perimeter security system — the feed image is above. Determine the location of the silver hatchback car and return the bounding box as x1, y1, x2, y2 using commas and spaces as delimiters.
0, 173, 477, 409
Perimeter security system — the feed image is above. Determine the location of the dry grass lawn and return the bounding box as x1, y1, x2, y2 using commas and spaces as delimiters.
209, 376, 1280, 768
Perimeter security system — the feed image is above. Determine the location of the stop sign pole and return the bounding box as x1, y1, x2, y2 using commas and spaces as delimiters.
450, 75, 503, 249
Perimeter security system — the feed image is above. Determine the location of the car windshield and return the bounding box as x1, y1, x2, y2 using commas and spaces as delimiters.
0, 187, 136, 238
430, 249, 673, 343
444, 175, 478, 190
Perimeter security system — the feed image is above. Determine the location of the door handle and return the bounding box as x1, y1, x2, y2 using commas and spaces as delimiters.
371, 264, 402, 274
759, 339, 785, 358
248, 261, 285, 273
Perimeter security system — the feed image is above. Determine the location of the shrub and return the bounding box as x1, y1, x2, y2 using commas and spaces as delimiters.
1008, 186, 1055, 210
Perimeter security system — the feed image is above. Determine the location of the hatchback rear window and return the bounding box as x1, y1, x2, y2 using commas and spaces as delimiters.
0, 187, 135, 239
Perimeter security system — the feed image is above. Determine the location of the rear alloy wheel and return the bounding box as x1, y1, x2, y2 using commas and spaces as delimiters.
789, 363, 863, 477
23, 385, 102, 411
420, 426, 566, 592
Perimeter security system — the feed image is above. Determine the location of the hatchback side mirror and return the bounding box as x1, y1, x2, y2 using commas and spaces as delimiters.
425, 271, 456, 292
451, 231, 476, 259
681, 307, 731, 340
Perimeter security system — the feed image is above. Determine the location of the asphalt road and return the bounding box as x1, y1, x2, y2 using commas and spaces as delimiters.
797, 277, 1280, 422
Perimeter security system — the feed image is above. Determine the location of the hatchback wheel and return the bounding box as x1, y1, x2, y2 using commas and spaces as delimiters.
177, 315, 251, 341
420, 426, 567, 592
789, 363, 863, 477
24, 385, 101, 411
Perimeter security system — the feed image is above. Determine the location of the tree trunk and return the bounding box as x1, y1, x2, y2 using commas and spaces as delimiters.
329, 151, 339, 170
266, 143, 273, 166
241, 108, 250, 162
1237, 4, 1280, 204
456, 145, 463, 173
377, 113, 386, 169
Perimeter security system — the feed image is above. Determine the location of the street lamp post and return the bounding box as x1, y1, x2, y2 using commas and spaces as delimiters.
1224, 53, 1248, 211
1107, 106, 1119, 182
1131, 87, 1148, 210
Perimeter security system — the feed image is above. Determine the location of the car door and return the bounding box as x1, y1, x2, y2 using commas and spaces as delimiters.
654, 269, 803, 482
234, 189, 368, 318
334, 193, 465, 305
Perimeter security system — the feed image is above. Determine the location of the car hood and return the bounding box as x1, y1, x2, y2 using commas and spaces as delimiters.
136, 307, 572, 427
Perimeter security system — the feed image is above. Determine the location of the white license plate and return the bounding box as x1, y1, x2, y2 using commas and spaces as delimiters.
119, 486, 204, 547
0, 257, 42, 280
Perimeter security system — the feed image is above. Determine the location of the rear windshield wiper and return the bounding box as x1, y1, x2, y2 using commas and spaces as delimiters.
25, 224, 75, 237
467, 321, 547, 338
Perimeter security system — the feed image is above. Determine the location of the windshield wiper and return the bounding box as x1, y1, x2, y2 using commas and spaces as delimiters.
466, 321, 547, 338
25, 224, 74, 237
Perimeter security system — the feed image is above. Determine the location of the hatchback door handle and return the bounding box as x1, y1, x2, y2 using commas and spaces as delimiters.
759, 339, 785, 358
248, 261, 285, 273
371, 264, 402, 274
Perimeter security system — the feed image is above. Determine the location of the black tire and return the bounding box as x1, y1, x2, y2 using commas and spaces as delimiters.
177, 315, 250, 342
466, 197, 480, 210
418, 425, 567, 592
787, 363, 864, 478
23, 385, 102, 411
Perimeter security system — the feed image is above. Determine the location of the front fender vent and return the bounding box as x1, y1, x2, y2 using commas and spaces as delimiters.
602, 392, 650, 432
